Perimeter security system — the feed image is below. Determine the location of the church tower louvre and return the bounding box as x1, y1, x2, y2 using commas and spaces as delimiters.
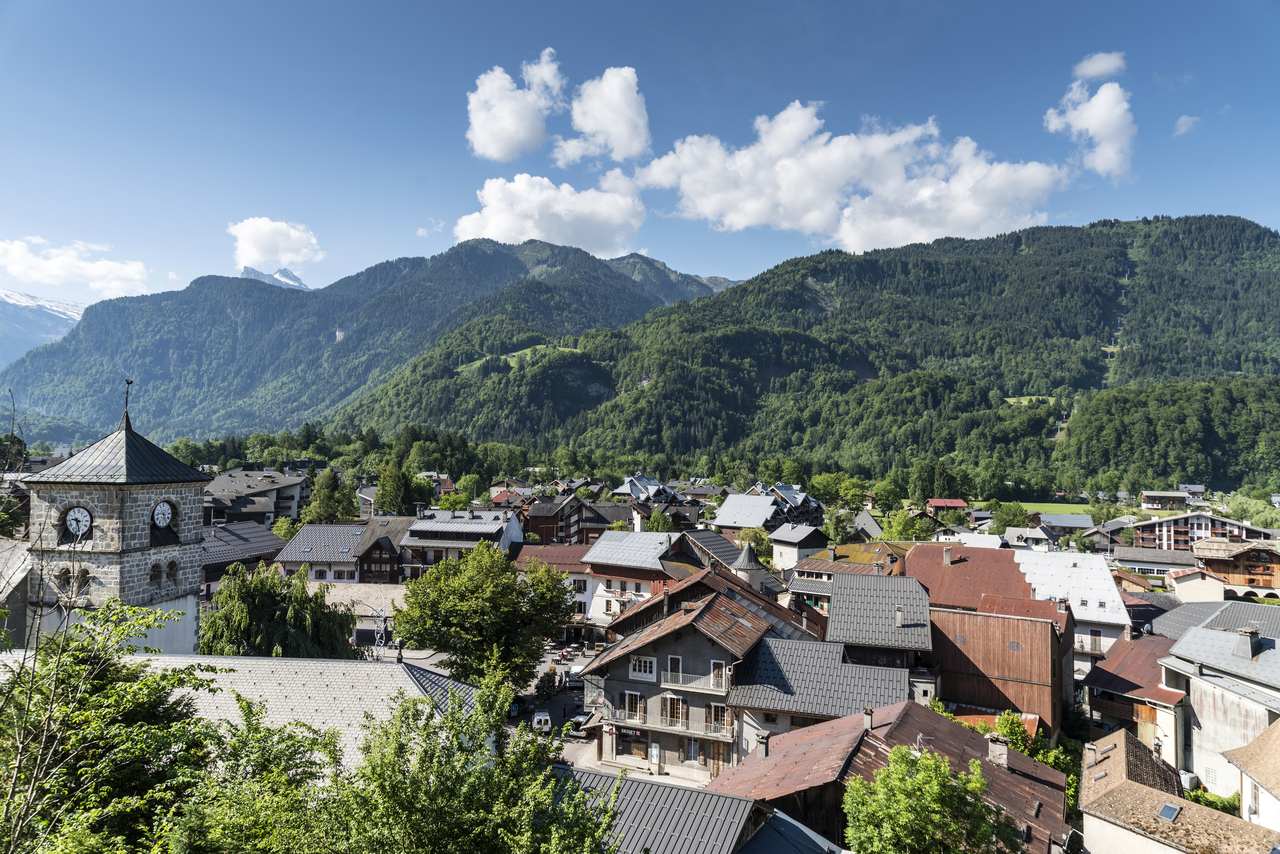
18, 401, 210, 652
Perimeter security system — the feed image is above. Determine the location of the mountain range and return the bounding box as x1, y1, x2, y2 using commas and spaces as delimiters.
0, 289, 82, 371
6, 215, 1280, 489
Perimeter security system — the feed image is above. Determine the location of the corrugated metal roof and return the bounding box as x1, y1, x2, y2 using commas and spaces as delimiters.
132, 654, 472, 766
199, 522, 286, 567
568, 768, 757, 854
787, 575, 833, 597
825, 574, 931, 650
683, 529, 742, 568
1081, 635, 1184, 705
727, 637, 909, 718
23, 414, 210, 485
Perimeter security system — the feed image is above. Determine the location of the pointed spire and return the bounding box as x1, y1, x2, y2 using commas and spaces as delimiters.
121, 378, 134, 431
731, 542, 765, 572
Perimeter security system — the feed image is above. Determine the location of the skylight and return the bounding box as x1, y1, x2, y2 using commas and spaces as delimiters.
1157, 803, 1181, 823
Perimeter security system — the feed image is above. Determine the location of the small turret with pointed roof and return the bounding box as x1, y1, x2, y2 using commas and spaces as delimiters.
731, 542, 766, 572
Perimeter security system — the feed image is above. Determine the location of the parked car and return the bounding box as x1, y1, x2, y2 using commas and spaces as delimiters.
567, 713, 592, 739
531, 710, 553, 734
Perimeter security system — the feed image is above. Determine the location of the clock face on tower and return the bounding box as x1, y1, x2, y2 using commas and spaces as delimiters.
152, 501, 174, 528
65, 506, 92, 537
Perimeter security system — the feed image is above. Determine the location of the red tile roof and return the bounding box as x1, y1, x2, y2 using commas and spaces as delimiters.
926, 498, 968, 509
904, 543, 1031, 611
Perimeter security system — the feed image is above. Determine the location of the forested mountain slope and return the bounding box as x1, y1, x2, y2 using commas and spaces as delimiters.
0, 240, 714, 440
341, 215, 1280, 490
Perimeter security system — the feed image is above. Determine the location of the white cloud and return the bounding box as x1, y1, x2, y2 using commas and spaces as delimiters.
1073, 51, 1126, 80
226, 217, 324, 271
0, 237, 149, 298
167, 271, 179, 282
1173, 114, 1200, 137
552, 66, 651, 167
636, 101, 1064, 252
415, 218, 446, 237
465, 47, 564, 162
454, 171, 644, 257
1044, 79, 1136, 178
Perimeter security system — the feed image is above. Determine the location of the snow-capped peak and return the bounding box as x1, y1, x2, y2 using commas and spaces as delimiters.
0, 288, 83, 321
240, 267, 309, 290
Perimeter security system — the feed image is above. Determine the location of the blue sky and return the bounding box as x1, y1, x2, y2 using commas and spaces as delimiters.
0, 1, 1275, 304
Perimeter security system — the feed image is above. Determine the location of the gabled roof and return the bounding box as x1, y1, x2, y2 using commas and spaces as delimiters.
904, 543, 1031, 611
408, 509, 510, 536
1193, 537, 1280, 561
199, 522, 287, 567
23, 413, 210, 485
793, 557, 881, 577
1082, 635, 1184, 705
1151, 601, 1228, 640
582, 530, 681, 572
768, 523, 827, 546
1168, 625, 1280, 690
713, 494, 781, 529
729, 543, 766, 572
825, 574, 931, 650
566, 768, 760, 854
1012, 550, 1129, 628
925, 498, 967, 509
276, 523, 365, 564
1224, 718, 1280, 798
582, 593, 771, 675
1037, 513, 1094, 529
356, 515, 418, 556
851, 510, 882, 539
727, 637, 909, 719
205, 468, 306, 499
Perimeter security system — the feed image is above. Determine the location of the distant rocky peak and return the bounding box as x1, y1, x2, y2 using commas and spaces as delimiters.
240, 267, 308, 290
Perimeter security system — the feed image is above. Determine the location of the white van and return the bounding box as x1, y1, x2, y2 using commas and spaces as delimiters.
531, 710, 553, 734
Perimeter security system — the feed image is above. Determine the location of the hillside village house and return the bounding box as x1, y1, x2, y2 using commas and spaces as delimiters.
513, 543, 597, 642
1193, 537, 1280, 600
400, 508, 522, 572
1131, 511, 1273, 551
767, 524, 829, 571
202, 467, 309, 526
924, 497, 967, 515
1079, 728, 1280, 854
708, 701, 1071, 853
1154, 601, 1280, 799
1110, 545, 1200, 577
1140, 490, 1193, 511
1080, 634, 1186, 767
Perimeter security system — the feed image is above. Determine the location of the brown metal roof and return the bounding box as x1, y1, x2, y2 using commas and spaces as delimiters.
978, 593, 1072, 635
1081, 634, 1185, 705
514, 543, 591, 574
706, 711, 865, 801
793, 557, 881, 576
904, 543, 1030, 610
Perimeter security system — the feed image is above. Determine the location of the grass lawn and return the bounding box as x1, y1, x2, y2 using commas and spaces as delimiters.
1017, 501, 1093, 514
455, 344, 581, 374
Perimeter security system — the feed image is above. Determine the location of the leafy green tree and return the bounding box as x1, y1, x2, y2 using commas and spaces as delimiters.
607, 519, 630, 531
198, 562, 360, 658
643, 509, 675, 532
300, 468, 357, 523
271, 515, 301, 543
0, 601, 213, 852
395, 544, 573, 687
736, 527, 771, 561
374, 461, 414, 516
843, 745, 1021, 854
879, 510, 936, 541
437, 492, 470, 511
988, 500, 1031, 535
455, 473, 482, 501
0, 495, 23, 539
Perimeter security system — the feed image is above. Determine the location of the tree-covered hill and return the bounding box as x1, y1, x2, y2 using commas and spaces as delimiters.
0, 239, 714, 441
340, 215, 1280, 490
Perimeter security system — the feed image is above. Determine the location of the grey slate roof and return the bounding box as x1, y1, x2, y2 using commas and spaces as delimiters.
1111, 546, 1198, 567
568, 768, 758, 854
582, 530, 678, 571
768, 523, 824, 545
276, 523, 365, 564
23, 413, 210, 485
730, 543, 766, 572
404, 663, 478, 713
1168, 627, 1280, 691
713, 494, 780, 529
737, 811, 846, 854
852, 510, 883, 539
1151, 602, 1230, 640
409, 509, 508, 535
728, 637, 910, 718
787, 575, 833, 597
205, 468, 306, 499
199, 522, 286, 567
825, 573, 931, 651
684, 529, 743, 568
1202, 601, 1280, 637
1126, 591, 1184, 614
1038, 513, 1094, 529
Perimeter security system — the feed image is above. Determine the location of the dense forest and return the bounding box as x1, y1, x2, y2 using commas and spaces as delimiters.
9, 215, 1280, 492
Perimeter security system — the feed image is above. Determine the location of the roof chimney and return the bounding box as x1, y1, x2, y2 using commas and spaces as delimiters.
1056, 597, 1068, 613
986, 733, 1009, 768
1235, 626, 1263, 659
663, 587, 671, 616
757, 731, 771, 758
863, 707, 874, 731
894, 605, 904, 628
943, 546, 954, 566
